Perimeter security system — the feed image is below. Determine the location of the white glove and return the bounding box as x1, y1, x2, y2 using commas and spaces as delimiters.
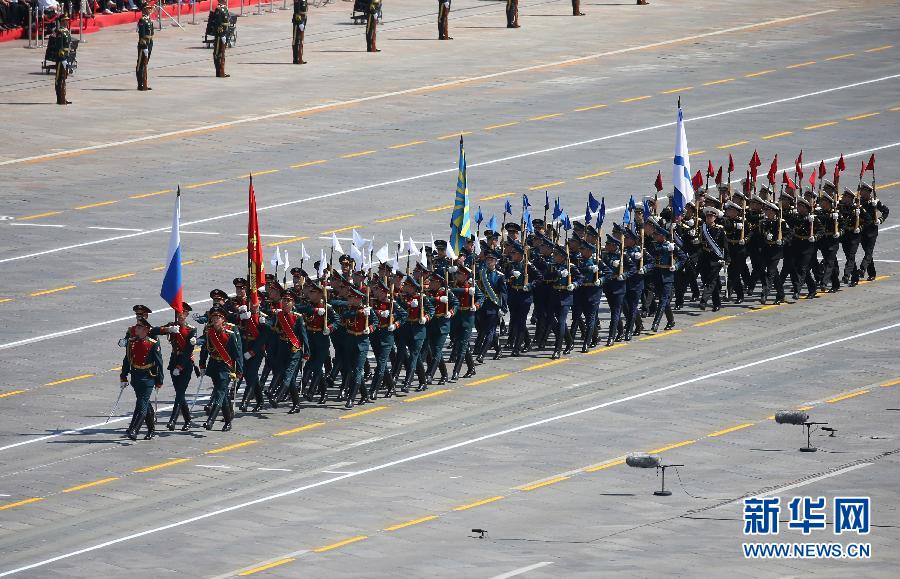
172, 368, 181, 377
776, 239, 783, 246
419, 318, 427, 325
443, 1, 449, 7
449, 266, 458, 273
809, 235, 816, 242
717, 259, 725, 266
589, 265, 599, 273
379, 309, 390, 318
876, 218, 883, 225
766, 233, 774, 241
243, 351, 252, 360
611, 259, 620, 268
691, 238, 700, 245
853, 227, 861, 234
190, 337, 197, 345
238, 305, 247, 313
665, 242, 675, 251
617, 274, 625, 281
323, 326, 331, 336
512, 270, 521, 278
120, 380, 129, 388
439, 296, 448, 304
363, 327, 371, 335
831, 212, 839, 219
669, 265, 676, 272
410, 299, 419, 308
807, 215, 815, 223
166, 325, 179, 334
299, 23, 305, 32
854, 208, 860, 216
642, 266, 651, 274
118, 338, 128, 347
468, 287, 475, 295
833, 233, 840, 238
315, 307, 325, 316
388, 323, 395, 332
362, 307, 371, 316
239, 311, 251, 320
444, 311, 452, 318
735, 222, 743, 230
142, 48, 149, 58
558, 269, 569, 278
566, 283, 575, 291
220, 36, 227, 44
685, 219, 694, 227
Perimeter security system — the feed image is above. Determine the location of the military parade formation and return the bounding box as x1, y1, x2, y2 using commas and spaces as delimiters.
116, 141, 889, 442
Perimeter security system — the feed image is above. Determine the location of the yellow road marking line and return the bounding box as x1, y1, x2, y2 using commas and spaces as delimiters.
290, 159, 328, 169
205, 440, 260, 455
583, 343, 627, 355
576, 170, 612, 180
484, 121, 519, 130
45, 373, 94, 386
708, 423, 754, 437
574, 104, 607, 112
693, 315, 735, 327
437, 131, 473, 140
523, 358, 568, 371
467, 373, 511, 386
584, 458, 626, 472
745, 69, 776, 78
320, 225, 360, 235
786, 61, 816, 69
17, 211, 62, 221
797, 405, 814, 411
375, 214, 416, 223
130, 189, 173, 199
661, 86, 693, 94
620, 95, 651, 103
184, 179, 227, 189
846, 112, 879, 121
529, 113, 563, 121
648, 440, 695, 453
881, 378, 900, 387
0, 298, 13, 304
75, 200, 118, 210
804, 121, 838, 130
763, 131, 793, 139
873, 275, 889, 280
62, 477, 119, 493
389, 140, 427, 149
717, 140, 749, 149
703, 78, 735, 86
403, 389, 451, 403
427, 204, 455, 212
528, 181, 565, 190
92, 273, 136, 283
339, 406, 387, 419
480, 192, 516, 201
890, 107, 900, 112
689, 150, 706, 156
30, 285, 76, 297
238, 170, 279, 178
313, 535, 368, 553
865, 45, 893, 52
110, 366, 122, 371
826, 390, 869, 403
625, 160, 659, 169
0, 390, 27, 399
825, 53, 854, 61
384, 515, 438, 531
518, 476, 569, 491
639, 329, 682, 340
273, 422, 325, 437
238, 558, 297, 576
879, 181, 900, 189
211, 249, 245, 259
341, 150, 376, 159
133, 458, 190, 473
0, 497, 43, 511
752, 303, 785, 312
268, 236, 308, 247
453, 496, 505, 511
152, 260, 193, 272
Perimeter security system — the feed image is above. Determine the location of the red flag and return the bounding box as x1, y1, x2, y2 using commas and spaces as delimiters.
795, 150, 803, 167
859, 160, 866, 180
795, 150, 803, 180
706, 160, 714, 177
818, 160, 827, 178
715, 166, 723, 185
691, 170, 704, 191
743, 170, 751, 194
728, 154, 735, 174
750, 149, 761, 168
654, 170, 663, 193
808, 170, 816, 189
767, 154, 778, 181
247, 176, 266, 310
833, 164, 840, 186
782, 170, 797, 190
865, 154, 875, 172
837, 154, 845, 172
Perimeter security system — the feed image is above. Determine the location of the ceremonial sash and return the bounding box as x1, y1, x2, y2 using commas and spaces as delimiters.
478, 268, 501, 306
170, 326, 189, 353
208, 328, 234, 369
244, 314, 261, 340
702, 223, 725, 260
277, 311, 302, 350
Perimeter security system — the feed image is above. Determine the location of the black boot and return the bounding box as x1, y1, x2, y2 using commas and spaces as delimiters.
144, 407, 156, 440
125, 411, 141, 441
166, 408, 177, 431
180, 403, 193, 431
563, 328, 574, 355
204, 403, 221, 430
437, 360, 448, 384
462, 352, 477, 378
222, 402, 233, 431
450, 355, 464, 382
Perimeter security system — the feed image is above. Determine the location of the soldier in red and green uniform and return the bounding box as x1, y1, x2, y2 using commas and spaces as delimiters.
368, 279, 406, 399
236, 298, 268, 413
120, 318, 164, 441
300, 282, 336, 404
397, 276, 435, 393
425, 271, 458, 387
448, 264, 481, 381
199, 307, 243, 431
268, 293, 309, 414
338, 287, 378, 408
151, 303, 198, 431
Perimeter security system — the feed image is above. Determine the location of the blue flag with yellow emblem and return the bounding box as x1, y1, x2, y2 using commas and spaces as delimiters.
449, 136, 471, 253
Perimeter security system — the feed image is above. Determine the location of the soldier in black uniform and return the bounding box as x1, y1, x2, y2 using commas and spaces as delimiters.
136, 5, 154, 91
211, 0, 231, 77
50, 14, 72, 105
839, 188, 862, 286
760, 199, 791, 304
857, 182, 889, 282
292, 0, 308, 64
723, 195, 748, 303
506, 0, 519, 28
815, 191, 842, 292
791, 197, 822, 299
697, 201, 727, 311
438, 0, 452, 40
366, 0, 381, 52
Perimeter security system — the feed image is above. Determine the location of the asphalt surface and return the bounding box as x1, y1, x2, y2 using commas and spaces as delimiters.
0, 0, 899, 577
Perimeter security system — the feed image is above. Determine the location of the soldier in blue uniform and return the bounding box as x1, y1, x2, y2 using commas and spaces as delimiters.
199, 307, 243, 431
474, 251, 507, 362
572, 239, 603, 352
504, 242, 539, 356
601, 233, 626, 346
538, 245, 580, 358
120, 318, 164, 441
622, 228, 653, 340
649, 223, 685, 332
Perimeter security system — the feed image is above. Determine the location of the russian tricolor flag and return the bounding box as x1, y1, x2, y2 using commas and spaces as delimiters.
160, 187, 184, 314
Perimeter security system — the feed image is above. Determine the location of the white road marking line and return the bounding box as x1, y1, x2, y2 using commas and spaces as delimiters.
1, 322, 895, 577
87, 227, 144, 232
8, 223, 65, 228
875, 259, 900, 263
321, 471, 355, 474
257, 468, 292, 472
0, 10, 836, 168
3, 75, 896, 269
727, 463, 872, 505
490, 562, 555, 579
879, 223, 900, 232
195, 465, 235, 470
178, 230, 220, 235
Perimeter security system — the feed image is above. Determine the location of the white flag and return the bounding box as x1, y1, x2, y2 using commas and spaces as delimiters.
271, 246, 282, 268
352, 228, 365, 250
375, 243, 390, 264
407, 237, 420, 257
317, 249, 327, 278
446, 242, 457, 261
350, 244, 364, 272
300, 243, 310, 261
331, 232, 344, 255
283, 251, 290, 277
421, 242, 429, 270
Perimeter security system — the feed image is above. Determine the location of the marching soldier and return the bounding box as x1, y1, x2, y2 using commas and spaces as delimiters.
839, 188, 862, 286
299, 283, 335, 403
211, 0, 231, 77
759, 199, 791, 304
448, 265, 480, 381
506, 0, 520, 28
50, 14, 72, 105
674, 203, 701, 308
438, 0, 452, 40
572, 0, 585, 16
815, 191, 842, 292
120, 318, 164, 441
152, 304, 197, 431
339, 287, 377, 407
199, 307, 243, 431
698, 201, 727, 311
857, 182, 889, 282
398, 276, 434, 392
649, 224, 684, 332
572, 240, 602, 351
292, 0, 308, 64
136, 5, 154, 91
505, 242, 539, 356
425, 272, 458, 386
791, 197, 823, 299
723, 196, 749, 303
269, 293, 309, 413
366, 0, 381, 52
601, 234, 626, 346
474, 251, 507, 362
236, 300, 268, 412
623, 228, 652, 339
369, 280, 406, 398
539, 245, 580, 357
120, 304, 153, 345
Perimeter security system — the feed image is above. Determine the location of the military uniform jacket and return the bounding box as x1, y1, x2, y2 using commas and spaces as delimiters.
270, 309, 309, 355
373, 298, 408, 330
505, 260, 541, 294
403, 293, 435, 324
431, 286, 460, 319
121, 337, 164, 384
212, 5, 231, 35
158, 324, 197, 372
815, 207, 843, 244
789, 212, 824, 243
199, 326, 244, 375
624, 244, 655, 277
49, 28, 71, 62
340, 306, 378, 336
477, 267, 508, 311
699, 223, 728, 262
650, 239, 686, 271
760, 218, 792, 248
723, 216, 746, 245
859, 198, 889, 232
293, 0, 308, 26
451, 280, 482, 311
138, 15, 154, 47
